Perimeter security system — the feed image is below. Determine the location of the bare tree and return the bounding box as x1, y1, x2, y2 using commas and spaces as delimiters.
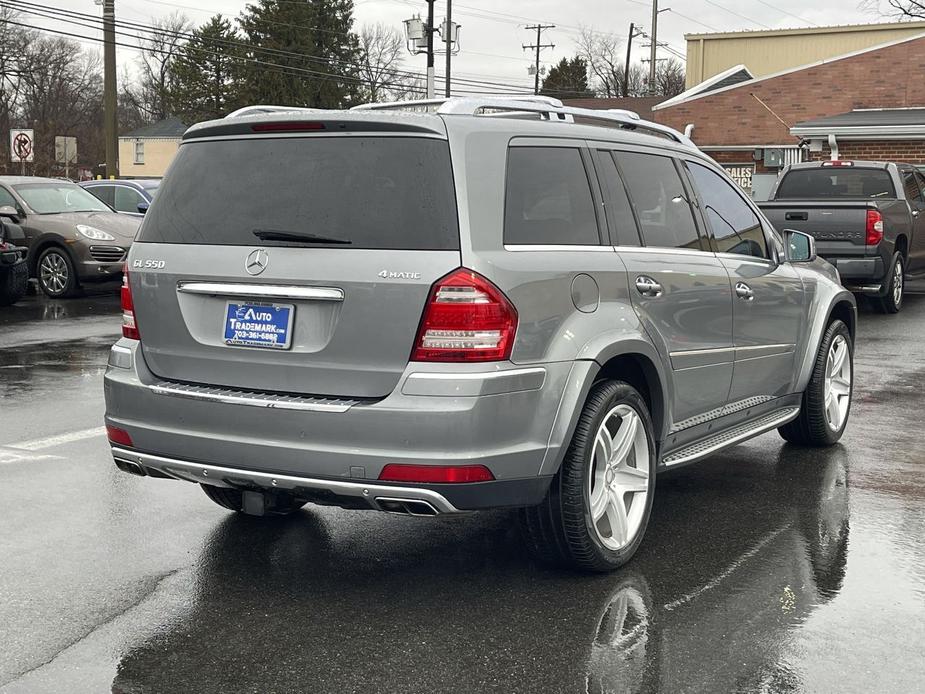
653, 58, 685, 97
124, 12, 191, 122
860, 0, 925, 18
577, 27, 623, 97
357, 23, 416, 102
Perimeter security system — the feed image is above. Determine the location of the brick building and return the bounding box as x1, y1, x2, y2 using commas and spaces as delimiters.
653, 30, 925, 199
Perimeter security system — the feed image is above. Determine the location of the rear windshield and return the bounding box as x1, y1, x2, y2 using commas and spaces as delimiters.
776, 168, 895, 199
138, 136, 459, 249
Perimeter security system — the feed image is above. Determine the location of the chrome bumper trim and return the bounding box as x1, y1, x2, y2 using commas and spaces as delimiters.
148, 381, 361, 413
176, 282, 344, 302
111, 447, 463, 514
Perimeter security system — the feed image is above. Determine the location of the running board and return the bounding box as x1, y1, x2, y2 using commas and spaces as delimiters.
661, 407, 800, 467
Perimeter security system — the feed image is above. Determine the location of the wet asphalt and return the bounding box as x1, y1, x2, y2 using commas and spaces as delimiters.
0, 286, 924, 694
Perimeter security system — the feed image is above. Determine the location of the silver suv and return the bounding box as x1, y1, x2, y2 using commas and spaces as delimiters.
104, 97, 856, 572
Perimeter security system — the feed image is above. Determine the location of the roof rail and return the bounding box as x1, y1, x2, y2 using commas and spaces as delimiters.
351, 95, 564, 112
436, 97, 696, 148
224, 105, 324, 119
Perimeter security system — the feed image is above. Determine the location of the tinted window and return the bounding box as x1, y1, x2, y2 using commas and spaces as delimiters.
0, 186, 17, 209
114, 186, 144, 213
504, 147, 600, 245
86, 185, 115, 207
595, 150, 641, 246
140, 137, 459, 249
776, 168, 895, 199
902, 171, 924, 204
688, 162, 768, 259
614, 152, 700, 250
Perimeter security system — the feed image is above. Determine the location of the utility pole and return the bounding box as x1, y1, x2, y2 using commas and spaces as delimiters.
523, 24, 555, 95
102, 0, 118, 178
649, 0, 658, 95
624, 22, 644, 97
444, 0, 452, 97
425, 0, 435, 98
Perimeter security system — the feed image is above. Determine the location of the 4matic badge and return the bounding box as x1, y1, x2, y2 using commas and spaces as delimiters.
378, 270, 422, 280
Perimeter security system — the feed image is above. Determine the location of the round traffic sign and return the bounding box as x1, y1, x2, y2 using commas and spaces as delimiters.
12, 132, 32, 161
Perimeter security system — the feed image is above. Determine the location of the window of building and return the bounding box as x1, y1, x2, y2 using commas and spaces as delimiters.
504, 147, 601, 245
134, 140, 144, 165
688, 162, 768, 259
613, 152, 701, 250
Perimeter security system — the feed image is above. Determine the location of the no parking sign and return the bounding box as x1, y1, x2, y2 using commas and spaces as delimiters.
10, 129, 34, 163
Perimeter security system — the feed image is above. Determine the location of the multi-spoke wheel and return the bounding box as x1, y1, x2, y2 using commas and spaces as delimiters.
779, 319, 853, 446
36, 247, 79, 298
520, 380, 656, 572
875, 252, 904, 314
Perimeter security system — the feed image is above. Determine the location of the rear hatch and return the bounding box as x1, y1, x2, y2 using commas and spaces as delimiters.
129, 119, 461, 398
759, 201, 872, 244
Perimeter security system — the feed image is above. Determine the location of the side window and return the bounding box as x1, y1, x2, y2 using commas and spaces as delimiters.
87, 185, 114, 207
0, 186, 18, 209
902, 171, 924, 205
595, 150, 641, 247
504, 147, 601, 245
114, 186, 144, 213
613, 152, 701, 250
915, 171, 925, 203
687, 162, 768, 259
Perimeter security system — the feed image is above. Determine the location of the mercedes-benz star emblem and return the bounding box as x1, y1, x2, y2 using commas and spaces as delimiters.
245, 248, 269, 276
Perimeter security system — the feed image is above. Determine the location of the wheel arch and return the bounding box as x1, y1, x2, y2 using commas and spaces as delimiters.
894, 234, 908, 259
28, 233, 76, 277
795, 289, 857, 392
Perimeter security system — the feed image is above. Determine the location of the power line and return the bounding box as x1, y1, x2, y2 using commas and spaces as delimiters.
697, 0, 773, 30
754, 0, 819, 27
522, 24, 554, 96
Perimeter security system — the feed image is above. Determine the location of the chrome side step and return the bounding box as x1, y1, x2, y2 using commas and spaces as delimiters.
661, 407, 800, 467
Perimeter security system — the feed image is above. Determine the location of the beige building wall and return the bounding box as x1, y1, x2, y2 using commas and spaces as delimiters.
686, 21, 925, 88
117, 137, 180, 178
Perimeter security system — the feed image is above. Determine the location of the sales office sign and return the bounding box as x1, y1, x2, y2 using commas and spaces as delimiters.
722, 164, 755, 194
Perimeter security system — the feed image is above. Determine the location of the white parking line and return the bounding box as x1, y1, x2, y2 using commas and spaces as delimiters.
7, 426, 107, 451
0, 449, 63, 465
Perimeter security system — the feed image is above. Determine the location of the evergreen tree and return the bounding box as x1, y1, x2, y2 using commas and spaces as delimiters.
239, 0, 361, 108
170, 15, 247, 123
540, 57, 593, 99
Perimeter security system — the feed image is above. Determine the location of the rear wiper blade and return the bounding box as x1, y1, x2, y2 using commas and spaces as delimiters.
252, 229, 352, 245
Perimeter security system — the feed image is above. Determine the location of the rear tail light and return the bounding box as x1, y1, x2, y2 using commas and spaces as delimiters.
866, 210, 884, 246
106, 425, 134, 447
378, 464, 495, 483
411, 268, 517, 362
121, 266, 140, 340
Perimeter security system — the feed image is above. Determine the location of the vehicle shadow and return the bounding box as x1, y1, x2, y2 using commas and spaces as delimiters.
110, 443, 849, 694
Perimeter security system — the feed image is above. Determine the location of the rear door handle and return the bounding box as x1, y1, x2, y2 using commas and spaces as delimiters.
635, 276, 663, 297
735, 282, 754, 301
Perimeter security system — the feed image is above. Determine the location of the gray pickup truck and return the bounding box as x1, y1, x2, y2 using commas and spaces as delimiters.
759, 160, 925, 313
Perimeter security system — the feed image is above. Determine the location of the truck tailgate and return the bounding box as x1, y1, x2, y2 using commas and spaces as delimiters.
757, 201, 870, 245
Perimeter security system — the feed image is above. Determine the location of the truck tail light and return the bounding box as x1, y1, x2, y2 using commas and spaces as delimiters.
121, 266, 140, 340
411, 268, 517, 362
378, 464, 495, 483
866, 210, 884, 246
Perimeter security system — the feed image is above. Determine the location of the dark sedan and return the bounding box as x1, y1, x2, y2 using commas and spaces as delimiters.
80, 179, 159, 217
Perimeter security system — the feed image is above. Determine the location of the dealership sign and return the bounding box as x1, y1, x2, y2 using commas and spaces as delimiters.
722, 164, 754, 194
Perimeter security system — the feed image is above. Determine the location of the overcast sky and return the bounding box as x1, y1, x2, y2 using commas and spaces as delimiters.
39, 1, 900, 93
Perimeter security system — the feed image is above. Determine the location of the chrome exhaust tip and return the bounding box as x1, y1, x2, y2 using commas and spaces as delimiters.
114, 457, 147, 477
375, 497, 440, 517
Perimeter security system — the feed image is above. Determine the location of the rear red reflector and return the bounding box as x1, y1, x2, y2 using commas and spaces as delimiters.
378, 464, 495, 483
411, 268, 518, 362
106, 425, 133, 447
251, 121, 326, 132
121, 267, 140, 340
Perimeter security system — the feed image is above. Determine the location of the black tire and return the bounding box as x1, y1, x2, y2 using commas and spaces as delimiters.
200, 484, 306, 516
0, 260, 28, 306
36, 246, 80, 298
779, 319, 853, 446
874, 252, 904, 314
520, 380, 657, 572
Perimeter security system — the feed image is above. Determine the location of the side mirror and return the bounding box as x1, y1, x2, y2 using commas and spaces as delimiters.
136, 201, 150, 214
785, 229, 816, 263
0, 205, 20, 222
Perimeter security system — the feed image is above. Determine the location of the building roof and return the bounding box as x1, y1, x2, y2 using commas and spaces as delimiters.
655, 65, 754, 111
791, 108, 925, 139
686, 20, 925, 41
561, 96, 667, 118
120, 116, 188, 139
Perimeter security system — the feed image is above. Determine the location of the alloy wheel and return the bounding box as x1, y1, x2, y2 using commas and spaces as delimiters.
893, 257, 904, 308
39, 251, 69, 295
823, 334, 851, 431
588, 405, 651, 551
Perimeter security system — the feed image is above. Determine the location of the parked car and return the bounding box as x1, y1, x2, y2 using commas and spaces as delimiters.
80, 178, 159, 216
0, 216, 28, 306
0, 177, 140, 297
103, 97, 856, 572
759, 160, 925, 313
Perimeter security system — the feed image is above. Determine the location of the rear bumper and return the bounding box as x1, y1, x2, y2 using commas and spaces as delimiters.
104, 339, 583, 510
824, 255, 883, 281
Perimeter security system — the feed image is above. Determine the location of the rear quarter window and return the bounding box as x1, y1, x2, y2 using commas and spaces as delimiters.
138, 136, 459, 250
